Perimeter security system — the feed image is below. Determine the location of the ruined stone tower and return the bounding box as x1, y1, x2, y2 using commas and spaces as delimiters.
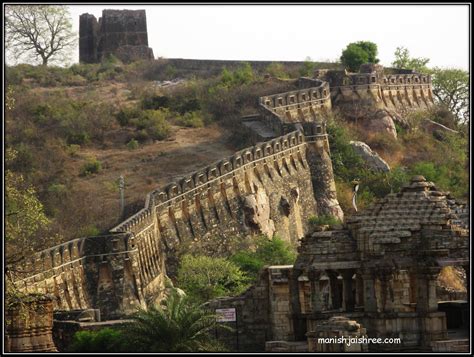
79, 9, 154, 63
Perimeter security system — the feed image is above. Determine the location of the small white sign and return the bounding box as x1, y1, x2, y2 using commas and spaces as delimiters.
216, 308, 236, 322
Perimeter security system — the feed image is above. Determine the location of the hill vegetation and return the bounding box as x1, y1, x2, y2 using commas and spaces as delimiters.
5, 57, 468, 259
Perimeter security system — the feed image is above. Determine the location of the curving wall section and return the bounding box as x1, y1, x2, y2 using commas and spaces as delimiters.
330, 73, 434, 111
259, 80, 331, 129
111, 131, 317, 277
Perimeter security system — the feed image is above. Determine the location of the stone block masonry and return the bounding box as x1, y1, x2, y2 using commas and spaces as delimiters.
80, 10, 154, 63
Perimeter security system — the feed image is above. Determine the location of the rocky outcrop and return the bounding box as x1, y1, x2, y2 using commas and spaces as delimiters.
349, 141, 391, 172
357, 109, 398, 139
243, 188, 276, 238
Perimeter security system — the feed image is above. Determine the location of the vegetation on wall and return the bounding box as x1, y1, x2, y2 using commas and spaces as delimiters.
340, 41, 379, 72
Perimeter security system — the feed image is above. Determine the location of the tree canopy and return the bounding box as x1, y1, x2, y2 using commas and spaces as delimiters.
340, 41, 379, 72
5, 5, 76, 66
430, 67, 469, 125
392, 46, 430, 73
391, 47, 469, 125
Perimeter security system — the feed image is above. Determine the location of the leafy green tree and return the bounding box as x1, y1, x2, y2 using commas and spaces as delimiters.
340, 41, 379, 72
122, 293, 227, 352
5, 5, 76, 66
392, 46, 430, 73
5, 148, 50, 266
430, 68, 469, 124
177, 255, 250, 303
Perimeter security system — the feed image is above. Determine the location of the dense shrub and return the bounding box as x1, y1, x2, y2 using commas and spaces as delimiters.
69, 328, 125, 352
177, 255, 250, 303
265, 62, 289, 79
230, 236, 296, 281
80, 157, 102, 176
177, 111, 204, 128
127, 138, 139, 150
221, 63, 255, 87
115, 107, 141, 126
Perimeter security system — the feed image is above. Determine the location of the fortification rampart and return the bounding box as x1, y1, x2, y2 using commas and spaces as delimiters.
14, 132, 322, 315
319, 70, 434, 114
12, 233, 146, 319
111, 131, 318, 277
258, 80, 331, 136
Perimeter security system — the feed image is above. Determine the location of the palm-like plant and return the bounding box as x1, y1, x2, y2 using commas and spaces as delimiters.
122, 292, 229, 352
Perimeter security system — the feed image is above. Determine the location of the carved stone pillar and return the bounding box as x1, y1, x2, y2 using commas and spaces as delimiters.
289, 268, 305, 340
379, 269, 394, 312
416, 267, 441, 313
361, 270, 378, 313
342, 270, 356, 312
308, 269, 322, 313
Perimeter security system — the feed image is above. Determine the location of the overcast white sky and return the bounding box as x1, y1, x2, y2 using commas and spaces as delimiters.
68, 4, 469, 69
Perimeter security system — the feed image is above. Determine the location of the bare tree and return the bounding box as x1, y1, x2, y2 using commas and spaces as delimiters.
5, 5, 76, 66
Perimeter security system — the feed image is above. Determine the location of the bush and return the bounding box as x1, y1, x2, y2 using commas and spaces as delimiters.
265, 62, 289, 79
144, 111, 171, 140
78, 225, 101, 237
142, 95, 170, 111
177, 111, 204, 128
327, 120, 364, 181
69, 328, 126, 352
230, 236, 296, 281
127, 138, 139, 150
116, 107, 141, 126
308, 215, 341, 228
177, 255, 250, 303
80, 157, 102, 176
220, 63, 255, 87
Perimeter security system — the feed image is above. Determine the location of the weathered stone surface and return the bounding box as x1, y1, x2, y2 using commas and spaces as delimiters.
80, 10, 154, 63
363, 110, 398, 139
5, 295, 58, 352
349, 141, 391, 172
243, 188, 275, 237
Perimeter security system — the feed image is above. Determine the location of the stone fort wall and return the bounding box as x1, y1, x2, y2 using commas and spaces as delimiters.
317, 70, 434, 114
110, 131, 318, 277
80, 10, 154, 63
14, 132, 325, 317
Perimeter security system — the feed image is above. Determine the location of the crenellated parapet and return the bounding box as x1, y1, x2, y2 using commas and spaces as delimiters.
110, 131, 317, 278
315, 66, 435, 114
12, 233, 146, 319
259, 80, 331, 133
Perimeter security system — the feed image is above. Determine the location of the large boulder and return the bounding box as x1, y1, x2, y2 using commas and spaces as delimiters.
349, 141, 391, 172
361, 110, 398, 139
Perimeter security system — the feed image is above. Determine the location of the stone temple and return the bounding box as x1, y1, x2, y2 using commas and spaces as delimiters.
79, 9, 154, 63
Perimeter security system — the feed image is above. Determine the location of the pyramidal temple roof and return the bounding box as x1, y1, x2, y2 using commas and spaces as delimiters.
346, 176, 469, 239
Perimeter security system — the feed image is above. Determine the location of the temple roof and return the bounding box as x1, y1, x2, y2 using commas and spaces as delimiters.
346, 176, 469, 241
